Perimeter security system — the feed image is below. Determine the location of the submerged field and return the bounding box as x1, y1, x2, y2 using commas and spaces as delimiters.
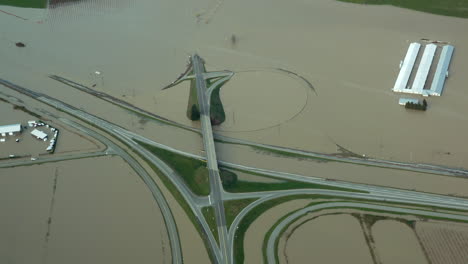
0, 157, 170, 264
338, 0, 468, 18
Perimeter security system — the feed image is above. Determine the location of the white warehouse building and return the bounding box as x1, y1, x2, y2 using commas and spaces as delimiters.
0, 124, 22, 137
426, 45, 455, 96
31, 129, 48, 141
393, 42, 454, 97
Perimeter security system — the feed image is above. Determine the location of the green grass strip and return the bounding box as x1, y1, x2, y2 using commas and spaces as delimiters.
232, 194, 319, 264
202, 206, 219, 245
222, 167, 366, 194
0, 0, 47, 8
224, 198, 258, 229
136, 141, 210, 196
337, 0, 468, 18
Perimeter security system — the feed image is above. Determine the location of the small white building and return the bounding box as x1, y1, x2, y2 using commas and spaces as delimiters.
31, 129, 48, 141
399, 98, 420, 106
0, 124, 22, 136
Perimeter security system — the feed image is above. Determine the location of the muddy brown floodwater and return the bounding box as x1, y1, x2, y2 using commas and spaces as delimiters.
1, 0, 468, 170
0, 156, 170, 264
2, 0, 468, 262
372, 220, 427, 264
282, 214, 373, 264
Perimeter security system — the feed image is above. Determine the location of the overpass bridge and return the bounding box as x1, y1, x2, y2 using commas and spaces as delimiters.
191, 54, 232, 264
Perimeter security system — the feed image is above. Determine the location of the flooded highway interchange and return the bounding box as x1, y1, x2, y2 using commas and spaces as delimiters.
2, 0, 468, 263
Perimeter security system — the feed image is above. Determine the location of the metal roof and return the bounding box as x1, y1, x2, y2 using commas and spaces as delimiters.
427, 45, 454, 96
411, 44, 437, 93
398, 98, 419, 105
393, 43, 421, 92
31, 129, 48, 139
0, 124, 22, 134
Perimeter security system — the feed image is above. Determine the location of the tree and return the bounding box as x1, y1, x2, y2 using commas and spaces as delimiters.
405, 101, 427, 111
190, 105, 200, 120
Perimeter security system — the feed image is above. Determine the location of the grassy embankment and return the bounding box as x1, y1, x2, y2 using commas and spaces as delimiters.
208, 78, 226, 125
337, 0, 468, 18
0, 0, 47, 8
224, 198, 258, 229
222, 167, 364, 193
202, 206, 219, 245
137, 140, 361, 196
186, 77, 201, 121
137, 141, 210, 196
186, 69, 226, 125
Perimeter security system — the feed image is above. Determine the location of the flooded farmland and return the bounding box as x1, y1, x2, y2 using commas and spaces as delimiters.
372, 220, 427, 264
2, 0, 468, 263
217, 142, 468, 197
282, 214, 373, 264
416, 221, 468, 264
0, 156, 170, 264
1, 0, 468, 169
243, 199, 311, 263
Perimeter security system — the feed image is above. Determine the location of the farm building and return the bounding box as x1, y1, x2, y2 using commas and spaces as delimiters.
426, 45, 455, 96
393, 43, 454, 97
393, 42, 421, 92
411, 44, 437, 94
31, 129, 48, 141
0, 124, 22, 137
398, 98, 420, 106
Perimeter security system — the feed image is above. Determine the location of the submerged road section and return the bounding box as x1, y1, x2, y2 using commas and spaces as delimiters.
192, 54, 230, 264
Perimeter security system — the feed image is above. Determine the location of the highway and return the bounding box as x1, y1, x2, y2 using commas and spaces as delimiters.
114, 131, 468, 211
0, 79, 184, 264
0, 151, 108, 168
47, 75, 468, 178
192, 54, 230, 264
4, 70, 468, 264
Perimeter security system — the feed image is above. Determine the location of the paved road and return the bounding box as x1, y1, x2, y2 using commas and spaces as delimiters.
192, 54, 230, 264
0, 79, 184, 264
265, 202, 468, 264
47, 75, 468, 178
0, 151, 108, 168
39, 89, 221, 262
111, 133, 468, 211
226, 187, 468, 264
5, 76, 468, 264
216, 135, 468, 177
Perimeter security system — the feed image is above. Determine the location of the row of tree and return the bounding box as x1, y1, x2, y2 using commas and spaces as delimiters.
405, 99, 428, 111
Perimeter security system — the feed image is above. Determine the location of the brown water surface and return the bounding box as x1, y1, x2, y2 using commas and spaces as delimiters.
2, 0, 468, 169
0, 156, 170, 264
282, 214, 373, 264
372, 220, 427, 264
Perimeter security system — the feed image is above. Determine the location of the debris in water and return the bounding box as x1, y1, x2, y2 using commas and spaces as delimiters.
230, 34, 237, 45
